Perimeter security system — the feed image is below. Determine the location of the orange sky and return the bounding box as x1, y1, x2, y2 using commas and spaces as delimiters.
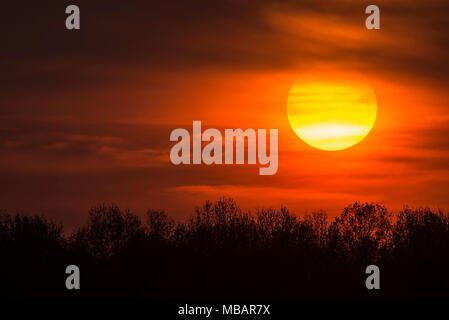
1, 0, 449, 229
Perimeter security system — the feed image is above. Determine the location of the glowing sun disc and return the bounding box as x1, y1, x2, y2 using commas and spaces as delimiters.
286, 75, 377, 151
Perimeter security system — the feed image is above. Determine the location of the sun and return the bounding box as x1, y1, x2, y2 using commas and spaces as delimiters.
286, 74, 377, 151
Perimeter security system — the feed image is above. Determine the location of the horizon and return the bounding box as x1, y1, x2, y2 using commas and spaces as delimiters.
3, 198, 448, 233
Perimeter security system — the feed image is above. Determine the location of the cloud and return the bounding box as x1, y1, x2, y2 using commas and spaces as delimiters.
0, 119, 172, 173
2, 1, 448, 80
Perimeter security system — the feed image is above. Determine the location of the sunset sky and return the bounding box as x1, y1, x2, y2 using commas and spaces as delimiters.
1, 0, 449, 229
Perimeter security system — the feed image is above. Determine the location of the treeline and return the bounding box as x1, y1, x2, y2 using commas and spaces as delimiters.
1, 198, 449, 299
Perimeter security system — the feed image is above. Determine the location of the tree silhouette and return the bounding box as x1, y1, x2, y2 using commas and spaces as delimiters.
146, 209, 174, 241
70, 204, 146, 260
328, 202, 392, 264
1, 199, 449, 299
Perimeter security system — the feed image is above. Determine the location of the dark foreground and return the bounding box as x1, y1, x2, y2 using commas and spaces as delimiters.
1, 198, 448, 299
